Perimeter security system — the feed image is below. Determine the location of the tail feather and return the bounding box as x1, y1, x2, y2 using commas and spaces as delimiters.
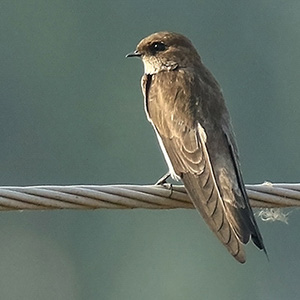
182, 173, 250, 263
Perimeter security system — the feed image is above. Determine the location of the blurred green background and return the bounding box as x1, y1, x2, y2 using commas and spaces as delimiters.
1, 1, 300, 299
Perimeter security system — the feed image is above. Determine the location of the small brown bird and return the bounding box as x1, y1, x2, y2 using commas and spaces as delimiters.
127, 31, 266, 263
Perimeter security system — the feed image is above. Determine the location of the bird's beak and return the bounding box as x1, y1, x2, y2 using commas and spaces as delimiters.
126, 50, 142, 58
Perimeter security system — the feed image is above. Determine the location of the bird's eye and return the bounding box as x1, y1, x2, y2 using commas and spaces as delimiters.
150, 42, 166, 53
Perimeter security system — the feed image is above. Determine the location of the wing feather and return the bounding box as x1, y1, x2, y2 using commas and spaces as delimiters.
142, 68, 265, 262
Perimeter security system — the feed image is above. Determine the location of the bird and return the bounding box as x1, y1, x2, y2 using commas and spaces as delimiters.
126, 31, 266, 263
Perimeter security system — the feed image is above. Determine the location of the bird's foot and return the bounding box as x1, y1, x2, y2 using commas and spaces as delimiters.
155, 172, 173, 194
155, 172, 171, 186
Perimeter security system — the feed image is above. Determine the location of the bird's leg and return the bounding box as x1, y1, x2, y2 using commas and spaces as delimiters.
155, 172, 171, 186
155, 172, 173, 198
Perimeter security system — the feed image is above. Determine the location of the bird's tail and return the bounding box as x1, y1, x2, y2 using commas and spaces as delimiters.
182, 173, 250, 263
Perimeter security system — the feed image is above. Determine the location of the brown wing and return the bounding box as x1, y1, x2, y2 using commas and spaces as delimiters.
142, 68, 265, 263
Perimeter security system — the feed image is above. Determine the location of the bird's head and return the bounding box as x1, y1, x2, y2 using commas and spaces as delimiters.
126, 31, 202, 75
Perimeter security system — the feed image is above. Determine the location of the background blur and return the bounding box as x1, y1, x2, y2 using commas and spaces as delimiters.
1, 1, 300, 299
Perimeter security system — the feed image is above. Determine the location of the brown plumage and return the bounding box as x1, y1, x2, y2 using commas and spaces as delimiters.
127, 31, 266, 263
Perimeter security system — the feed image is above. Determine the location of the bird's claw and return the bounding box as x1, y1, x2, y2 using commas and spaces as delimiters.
155, 172, 171, 185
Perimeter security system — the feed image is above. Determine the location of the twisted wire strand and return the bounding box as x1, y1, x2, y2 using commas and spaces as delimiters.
0, 182, 299, 211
